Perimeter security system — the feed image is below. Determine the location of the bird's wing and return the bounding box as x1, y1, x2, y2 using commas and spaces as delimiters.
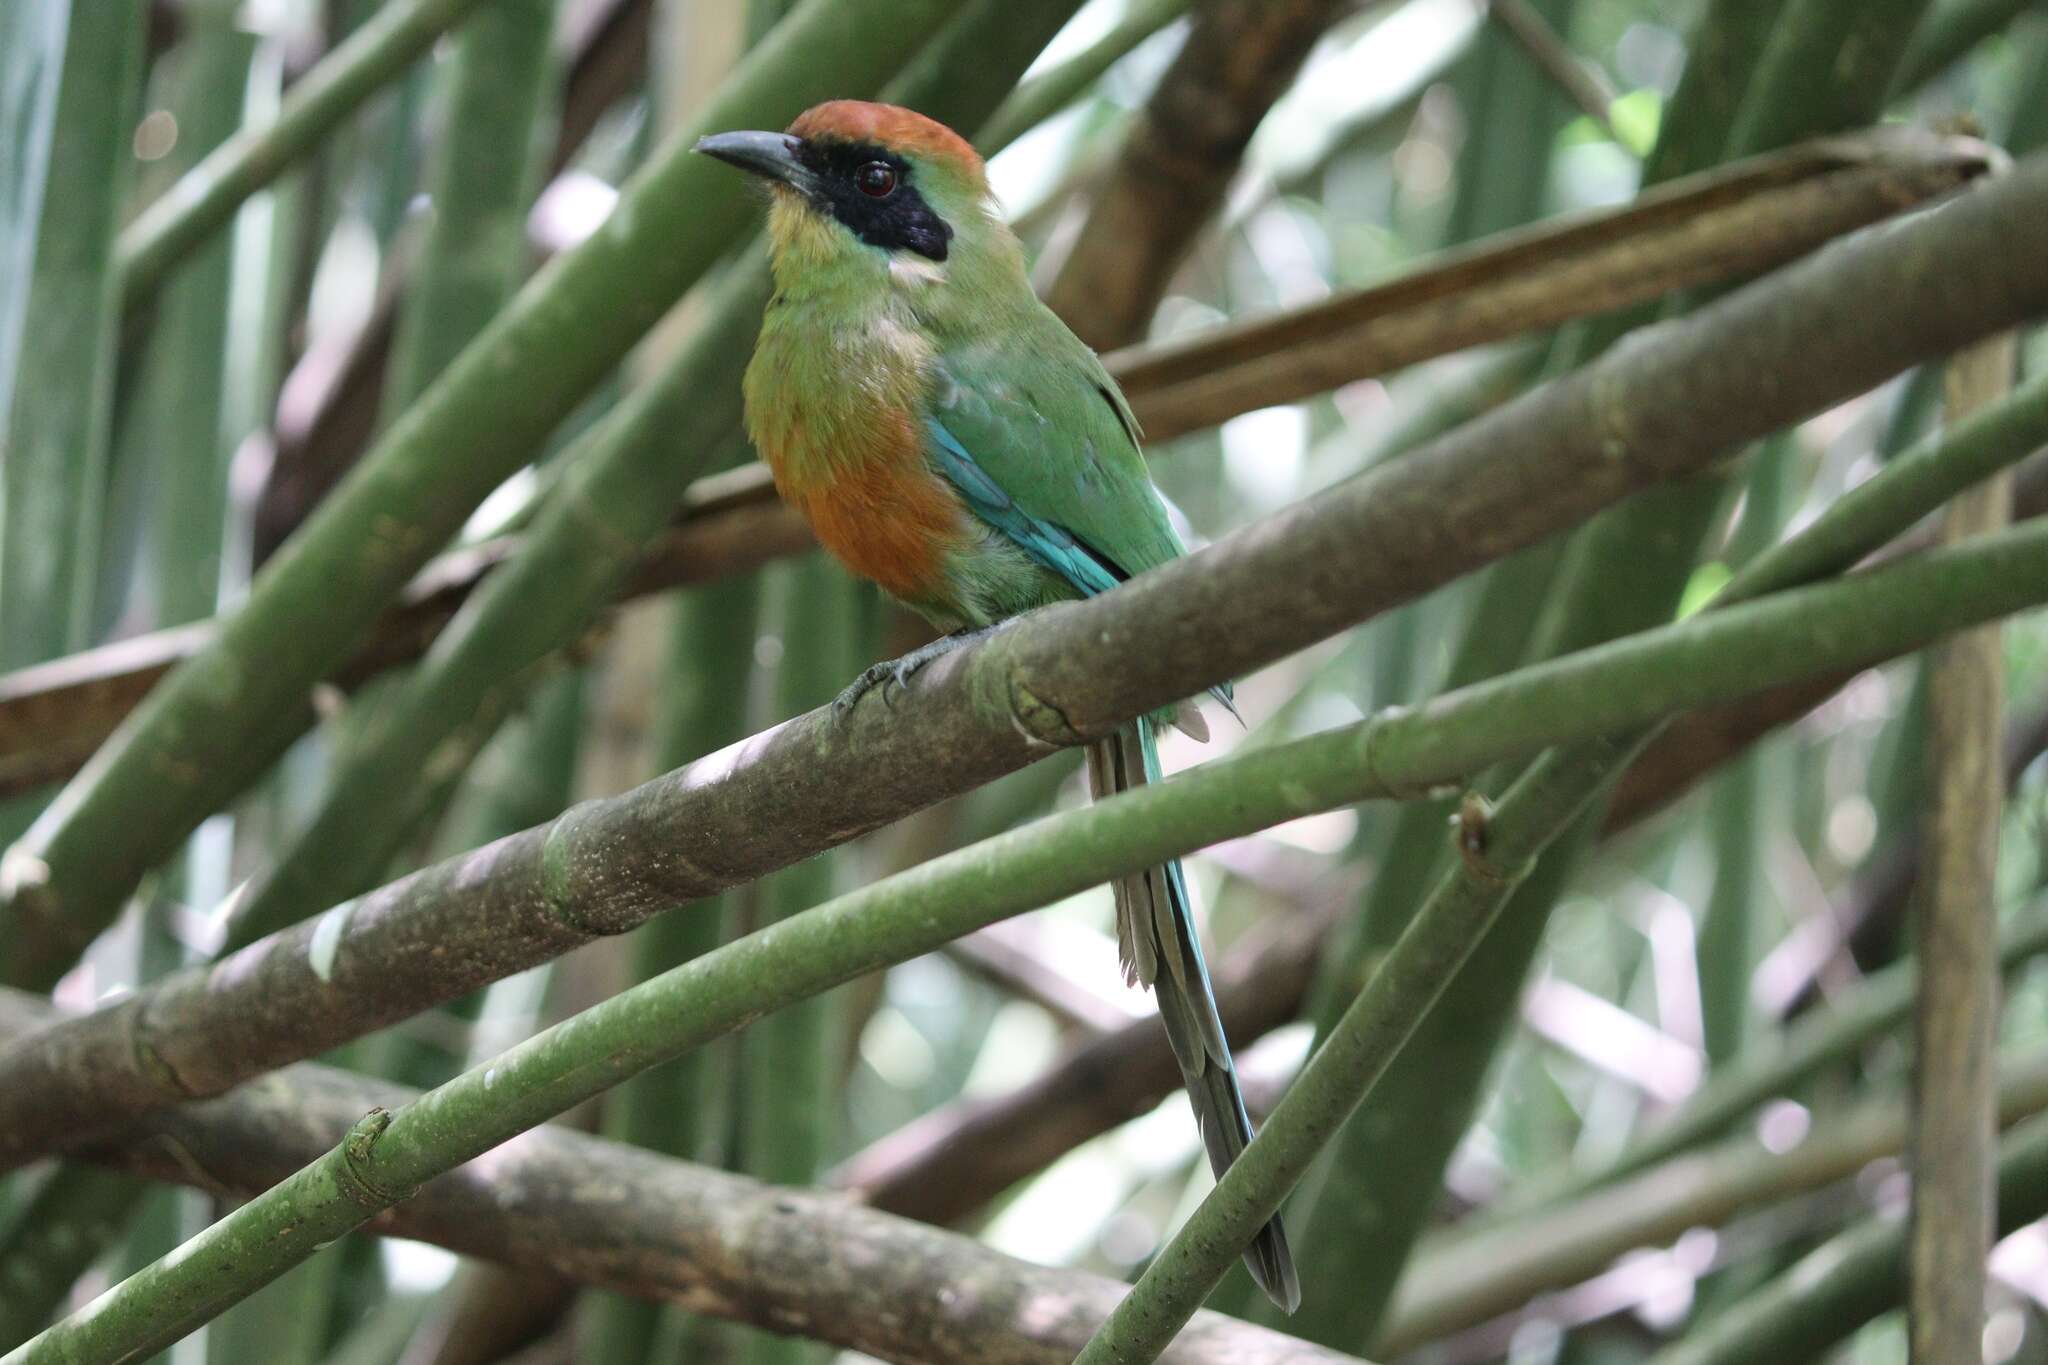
925, 326, 1187, 588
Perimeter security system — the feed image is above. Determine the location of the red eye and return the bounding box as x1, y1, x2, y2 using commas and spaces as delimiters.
856, 161, 897, 197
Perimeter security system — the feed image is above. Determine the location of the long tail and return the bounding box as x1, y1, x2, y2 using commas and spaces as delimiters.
1087, 717, 1301, 1313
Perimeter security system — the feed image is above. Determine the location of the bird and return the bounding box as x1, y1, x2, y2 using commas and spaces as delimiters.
698, 100, 1300, 1312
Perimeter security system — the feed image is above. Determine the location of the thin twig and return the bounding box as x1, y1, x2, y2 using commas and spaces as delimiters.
1484, 0, 1622, 140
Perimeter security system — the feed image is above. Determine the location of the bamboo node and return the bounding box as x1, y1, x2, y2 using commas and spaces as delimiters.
1451, 792, 1513, 887
331, 1108, 415, 1209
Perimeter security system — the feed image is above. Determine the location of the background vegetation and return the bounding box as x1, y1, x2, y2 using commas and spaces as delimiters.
1, 0, 2047, 1361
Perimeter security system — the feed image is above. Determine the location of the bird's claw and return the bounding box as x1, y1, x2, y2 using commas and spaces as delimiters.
831, 656, 926, 718
831, 622, 1012, 723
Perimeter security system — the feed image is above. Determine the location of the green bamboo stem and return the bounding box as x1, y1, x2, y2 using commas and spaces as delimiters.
140, 11, 257, 631
0, 990, 1364, 1365
1442, 0, 1582, 249
0, 2, 66, 438
377, 0, 559, 425
1697, 438, 1801, 1067
1380, 1048, 2048, 1353
0, 0, 142, 671
1726, 0, 1936, 159
1891, 0, 2045, 95
1645, 1108, 2048, 1365
18, 529, 2048, 1360
975, 0, 1195, 153
219, 0, 1090, 950
0, 0, 974, 993
7, 169, 2048, 1165
115, 0, 502, 305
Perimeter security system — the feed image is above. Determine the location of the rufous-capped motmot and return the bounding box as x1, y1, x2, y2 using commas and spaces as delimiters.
698, 101, 1299, 1311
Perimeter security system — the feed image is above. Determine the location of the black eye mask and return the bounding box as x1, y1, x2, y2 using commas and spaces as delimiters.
794, 139, 954, 262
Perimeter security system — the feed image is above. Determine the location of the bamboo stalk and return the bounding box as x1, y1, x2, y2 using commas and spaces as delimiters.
1268, 3, 1945, 1341
7, 161, 2048, 1166
0, 989, 1364, 1365
1891, 0, 2045, 95
1728, 0, 1937, 158
377, 0, 559, 425
0, 0, 974, 993
116, 0, 502, 304
1907, 331, 2015, 1362
256, 0, 653, 564
736, 565, 861, 1365
0, 0, 143, 671
586, 574, 759, 1364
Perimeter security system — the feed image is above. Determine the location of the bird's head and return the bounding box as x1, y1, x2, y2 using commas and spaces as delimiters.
697, 101, 1015, 292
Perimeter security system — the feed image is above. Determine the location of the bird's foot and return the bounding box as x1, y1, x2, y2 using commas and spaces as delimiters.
832, 622, 1010, 719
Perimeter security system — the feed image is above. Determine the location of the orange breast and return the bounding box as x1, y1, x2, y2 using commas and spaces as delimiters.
767, 406, 967, 604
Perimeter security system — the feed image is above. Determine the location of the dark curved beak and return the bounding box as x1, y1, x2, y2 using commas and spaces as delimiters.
694, 130, 812, 192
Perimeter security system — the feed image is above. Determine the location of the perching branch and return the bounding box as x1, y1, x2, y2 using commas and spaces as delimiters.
7, 155, 2048, 1168
0, 993, 1366, 1365
0, 128, 1977, 803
